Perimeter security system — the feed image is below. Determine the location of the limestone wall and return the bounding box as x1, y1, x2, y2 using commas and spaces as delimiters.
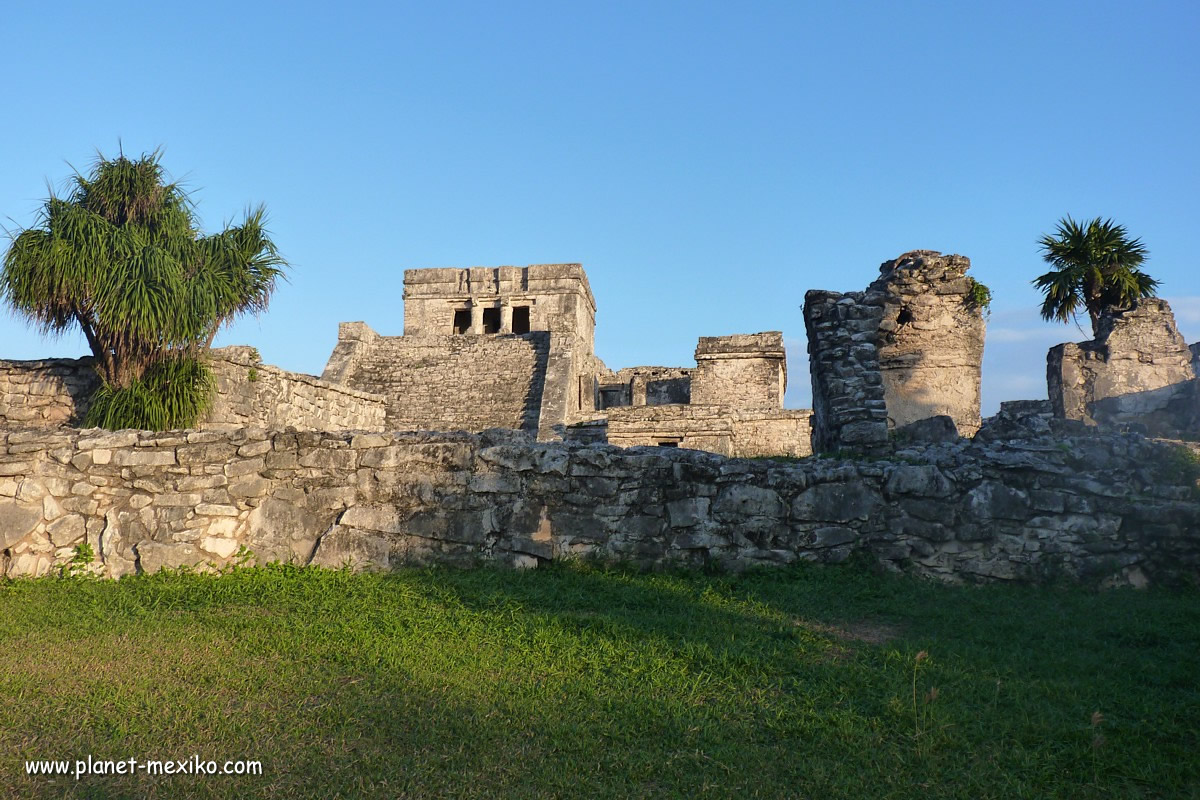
1, 426, 1195, 587
606, 405, 812, 458
1048, 299, 1198, 437
691, 333, 786, 409
0, 358, 100, 427
0, 351, 385, 433
322, 322, 550, 434
206, 347, 386, 432
601, 367, 693, 408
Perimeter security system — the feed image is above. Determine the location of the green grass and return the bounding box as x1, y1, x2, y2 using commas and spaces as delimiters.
0, 562, 1197, 799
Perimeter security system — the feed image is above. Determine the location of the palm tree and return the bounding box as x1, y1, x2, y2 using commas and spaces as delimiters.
1034, 216, 1158, 334
1, 150, 286, 429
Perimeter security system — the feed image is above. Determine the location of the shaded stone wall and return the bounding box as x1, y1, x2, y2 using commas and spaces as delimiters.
691, 333, 785, 409
600, 367, 693, 408
0, 351, 385, 433
1048, 299, 1198, 437
803, 291, 889, 453
322, 322, 550, 434
2, 427, 1194, 587
605, 406, 813, 458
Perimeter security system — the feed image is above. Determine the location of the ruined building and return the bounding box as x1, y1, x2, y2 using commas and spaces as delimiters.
1047, 298, 1199, 437
804, 251, 987, 452
320, 263, 813, 457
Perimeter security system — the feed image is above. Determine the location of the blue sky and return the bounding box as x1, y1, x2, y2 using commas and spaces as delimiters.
2, 0, 1197, 414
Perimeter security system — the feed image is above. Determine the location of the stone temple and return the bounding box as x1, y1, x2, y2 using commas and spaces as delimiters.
320, 263, 813, 457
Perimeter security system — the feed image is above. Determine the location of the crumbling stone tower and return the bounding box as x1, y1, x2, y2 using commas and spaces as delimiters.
870, 251, 986, 437
804, 251, 987, 452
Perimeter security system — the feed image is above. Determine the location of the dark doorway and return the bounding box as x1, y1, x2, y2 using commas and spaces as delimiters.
482, 307, 501, 334
512, 306, 531, 334
452, 308, 471, 334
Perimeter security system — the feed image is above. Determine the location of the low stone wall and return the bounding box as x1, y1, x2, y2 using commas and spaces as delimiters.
1, 426, 1196, 586
206, 347, 386, 432
606, 405, 813, 458
0, 358, 100, 427
0, 351, 387, 433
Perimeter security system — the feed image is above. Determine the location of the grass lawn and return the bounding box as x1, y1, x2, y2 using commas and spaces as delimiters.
0, 561, 1197, 799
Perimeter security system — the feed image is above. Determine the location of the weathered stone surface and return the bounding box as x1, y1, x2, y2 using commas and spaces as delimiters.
792, 482, 882, 523
0, 500, 41, 549
804, 251, 985, 453
310, 526, 390, 571
135, 541, 207, 574
1048, 299, 1198, 437
0, 349, 386, 433
0, 425, 1195, 587
894, 415, 959, 444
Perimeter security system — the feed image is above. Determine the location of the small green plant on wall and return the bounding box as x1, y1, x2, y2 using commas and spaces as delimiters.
965, 277, 992, 316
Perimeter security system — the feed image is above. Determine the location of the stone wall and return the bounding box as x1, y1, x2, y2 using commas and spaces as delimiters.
600, 367, 693, 408
322, 322, 550, 434
691, 333, 786, 409
2, 426, 1194, 587
605, 405, 813, 458
0, 358, 100, 427
206, 347, 386, 432
1048, 299, 1198, 437
0, 351, 385, 433
803, 291, 890, 453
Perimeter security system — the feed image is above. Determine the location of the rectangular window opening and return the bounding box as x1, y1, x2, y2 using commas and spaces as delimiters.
482, 307, 501, 334
657, 441, 679, 448
598, 387, 629, 410
512, 306, 531, 334
452, 309, 471, 335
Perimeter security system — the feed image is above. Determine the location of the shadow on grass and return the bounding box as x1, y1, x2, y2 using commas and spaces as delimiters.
0, 562, 1197, 799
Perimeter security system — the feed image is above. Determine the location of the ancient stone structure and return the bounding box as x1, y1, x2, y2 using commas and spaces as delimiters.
603, 332, 811, 457
805, 251, 986, 453
0, 349, 386, 433
1, 426, 1196, 586
321, 264, 810, 456
1048, 299, 1199, 437
605, 406, 812, 457
322, 322, 550, 434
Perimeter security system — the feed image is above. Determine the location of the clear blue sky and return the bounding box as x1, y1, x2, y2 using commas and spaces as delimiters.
2, 0, 1197, 414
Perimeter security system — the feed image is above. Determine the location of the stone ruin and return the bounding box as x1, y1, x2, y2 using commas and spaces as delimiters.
320, 263, 812, 457
803, 251, 986, 453
1047, 298, 1199, 437
1, 256, 1199, 586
